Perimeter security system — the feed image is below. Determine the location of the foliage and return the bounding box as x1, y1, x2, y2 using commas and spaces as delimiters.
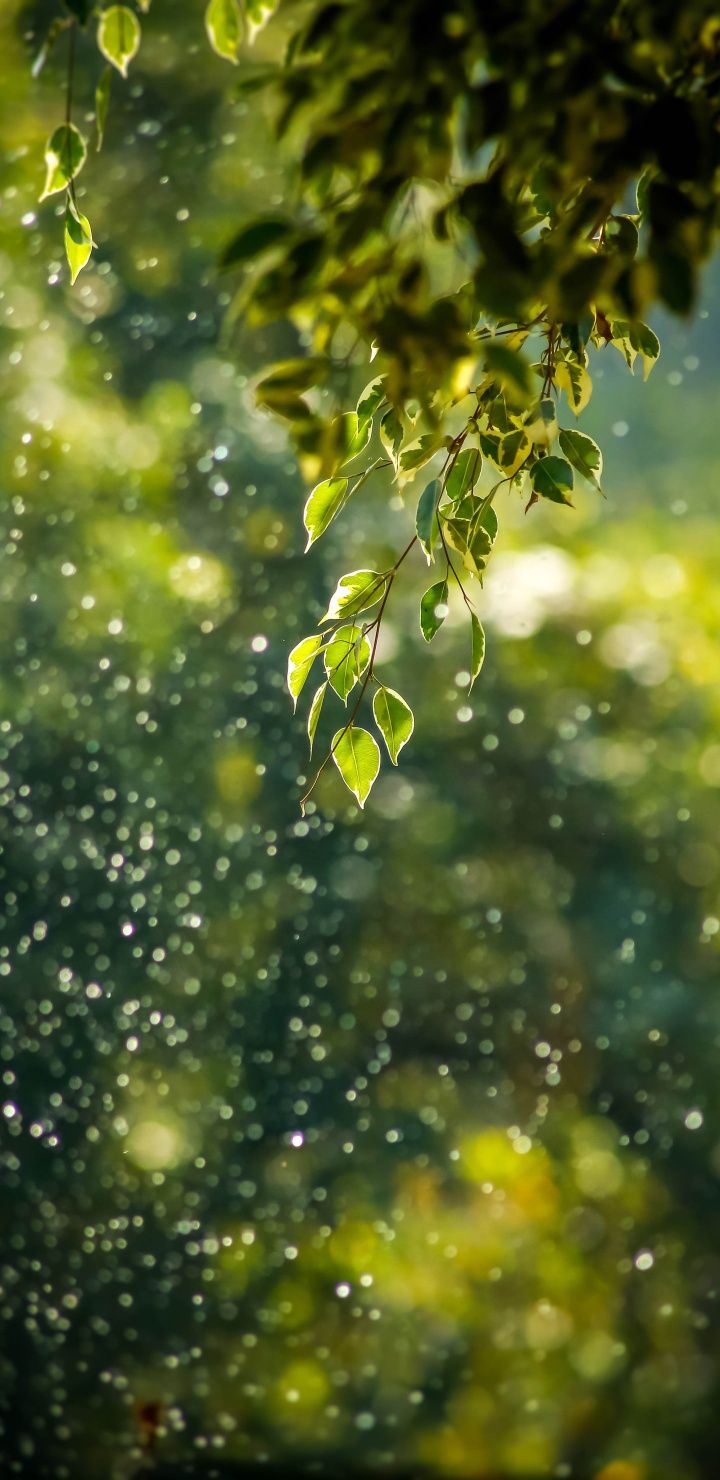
30, 0, 720, 805
4, 6, 720, 1474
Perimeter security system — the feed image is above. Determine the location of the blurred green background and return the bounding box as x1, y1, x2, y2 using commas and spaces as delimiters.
2, 5, 720, 1478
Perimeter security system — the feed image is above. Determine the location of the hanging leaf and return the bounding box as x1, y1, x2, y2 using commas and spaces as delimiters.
446, 447, 481, 503
246, 0, 278, 42
629, 321, 660, 380
332, 726, 380, 807
205, 0, 243, 61
372, 686, 414, 764
555, 359, 592, 414
398, 433, 442, 480
379, 407, 403, 469
303, 476, 349, 549
558, 428, 603, 489
356, 376, 385, 430
40, 123, 87, 201
64, 201, 95, 285
307, 682, 327, 756
416, 479, 440, 562
420, 579, 448, 642
469, 613, 485, 690
323, 625, 370, 701
287, 634, 323, 710
322, 570, 387, 623
97, 5, 141, 77
333, 411, 371, 467
531, 455, 574, 505
495, 428, 531, 475
95, 66, 112, 151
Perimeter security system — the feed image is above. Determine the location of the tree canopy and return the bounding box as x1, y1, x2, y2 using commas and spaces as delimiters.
32, 0, 720, 807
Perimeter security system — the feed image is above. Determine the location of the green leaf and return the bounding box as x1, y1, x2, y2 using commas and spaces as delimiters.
333, 411, 371, 467
607, 318, 636, 370
95, 66, 112, 152
322, 570, 387, 623
483, 342, 535, 406
416, 479, 440, 562
97, 5, 141, 76
245, 0, 278, 42
558, 428, 603, 489
303, 476, 349, 550
307, 682, 326, 756
356, 376, 385, 430
531, 455, 574, 505
256, 358, 325, 402
469, 613, 485, 691
555, 359, 592, 414
332, 726, 380, 808
420, 580, 448, 642
64, 201, 95, 285
287, 634, 323, 710
446, 515, 492, 580
324, 625, 370, 701
220, 218, 291, 269
379, 408, 403, 468
373, 686, 414, 764
446, 448, 481, 503
495, 428, 531, 474
205, 0, 242, 61
40, 123, 86, 201
478, 503, 498, 543
629, 321, 660, 380
398, 433, 442, 480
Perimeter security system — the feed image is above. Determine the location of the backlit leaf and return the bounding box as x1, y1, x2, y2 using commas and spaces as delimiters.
245, 0, 278, 41
629, 321, 660, 380
322, 570, 387, 623
420, 580, 448, 642
307, 682, 326, 755
324, 625, 370, 701
373, 686, 414, 764
303, 477, 349, 549
97, 5, 141, 76
356, 376, 385, 430
332, 726, 380, 807
64, 201, 95, 285
287, 634, 324, 710
40, 123, 86, 200
205, 0, 242, 61
469, 612, 485, 690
